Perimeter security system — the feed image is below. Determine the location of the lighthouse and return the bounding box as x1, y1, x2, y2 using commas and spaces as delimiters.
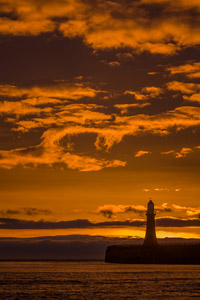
144, 199, 157, 246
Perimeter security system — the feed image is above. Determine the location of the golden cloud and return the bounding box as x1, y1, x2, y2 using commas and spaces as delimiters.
97, 204, 146, 218
174, 147, 193, 158
102, 61, 120, 67
4, 103, 200, 149
114, 103, 150, 114
142, 87, 163, 97
0, 83, 104, 130
141, 0, 200, 9
124, 86, 163, 101
112, 106, 200, 141
167, 81, 200, 103
161, 146, 200, 158
167, 81, 200, 94
172, 204, 200, 217
97, 202, 172, 218
0, 139, 126, 171
0, 104, 198, 171
11, 104, 109, 132
134, 150, 151, 157
0, 0, 199, 54
0, 83, 99, 100
0, 101, 52, 116
183, 94, 200, 104
0, 17, 54, 35
59, 0, 200, 54
0, 0, 80, 35
168, 62, 200, 78
1, 79, 200, 170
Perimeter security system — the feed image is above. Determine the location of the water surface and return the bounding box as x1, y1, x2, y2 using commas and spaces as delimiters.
0, 261, 200, 299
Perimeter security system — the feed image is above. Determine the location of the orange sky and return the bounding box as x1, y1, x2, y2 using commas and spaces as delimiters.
0, 0, 200, 245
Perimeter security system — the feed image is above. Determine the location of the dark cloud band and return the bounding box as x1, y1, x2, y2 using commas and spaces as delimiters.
0, 217, 200, 229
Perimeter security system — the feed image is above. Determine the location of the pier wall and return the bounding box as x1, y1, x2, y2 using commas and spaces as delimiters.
105, 244, 200, 264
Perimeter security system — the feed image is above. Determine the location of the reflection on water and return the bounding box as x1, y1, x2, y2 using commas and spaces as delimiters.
0, 261, 200, 299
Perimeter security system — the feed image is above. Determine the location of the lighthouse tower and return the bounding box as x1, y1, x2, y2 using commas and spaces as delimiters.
144, 199, 157, 246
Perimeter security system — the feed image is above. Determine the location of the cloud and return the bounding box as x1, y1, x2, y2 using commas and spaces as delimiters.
143, 188, 180, 192
0, 215, 200, 230
0, 0, 199, 54
134, 150, 151, 157
0, 83, 100, 100
99, 105, 200, 150
156, 203, 172, 213
97, 204, 146, 218
142, 87, 163, 97
172, 204, 200, 217
167, 81, 200, 104
0, 209, 20, 216
0, 81, 200, 171
167, 81, 200, 94
161, 150, 175, 155
124, 86, 163, 101
116, 52, 134, 61
0, 217, 145, 229
0, 0, 77, 35
156, 217, 200, 227
60, 0, 200, 54
124, 90, 147, 101
0, 105, 200, 169
22, 97, 63, 105
0, 83, 103, 129
11, 104, 109, 132
61, 153, 126, 172
97, 203, 172, 218
161, 146, 197, 158
23, 208, 52, 216
183, 94, 200, 104
0, 89, 128, 171
114, 103, 150, 114
0, 112, 128, 170
102, 60, 120, 67
0, 144, 126, 171
141, 0, 200, 8
0, 13, 54, 36
112, 106, 200, 141
0, 101, 52, 116
167, 62, 200, 78
0, 207, 51, 217
174, 147, 193, 158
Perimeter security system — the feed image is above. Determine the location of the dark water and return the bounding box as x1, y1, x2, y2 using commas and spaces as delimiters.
0, 262, 200, 299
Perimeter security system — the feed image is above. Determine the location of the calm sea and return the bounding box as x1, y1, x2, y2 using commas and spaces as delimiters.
0, 261, 200, 299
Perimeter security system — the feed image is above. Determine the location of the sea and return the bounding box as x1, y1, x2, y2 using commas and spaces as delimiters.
0, 261, 200, 300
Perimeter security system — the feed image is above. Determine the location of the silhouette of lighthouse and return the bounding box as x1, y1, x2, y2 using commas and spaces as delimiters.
144, 199, 157, 246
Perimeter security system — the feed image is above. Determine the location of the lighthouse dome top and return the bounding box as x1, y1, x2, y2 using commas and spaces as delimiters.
148, 199, 154, 205
147, 199, 154, 213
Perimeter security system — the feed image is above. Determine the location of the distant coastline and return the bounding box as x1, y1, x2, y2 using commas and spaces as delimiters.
0, 237, 200, 260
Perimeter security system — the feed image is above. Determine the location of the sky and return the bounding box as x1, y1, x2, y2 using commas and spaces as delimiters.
0, 0, 200, 258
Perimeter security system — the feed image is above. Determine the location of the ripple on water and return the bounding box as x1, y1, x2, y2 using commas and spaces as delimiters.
0, 262, 200, 299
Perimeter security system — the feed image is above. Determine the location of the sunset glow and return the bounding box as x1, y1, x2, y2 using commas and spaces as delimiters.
0, 0, 200, 258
